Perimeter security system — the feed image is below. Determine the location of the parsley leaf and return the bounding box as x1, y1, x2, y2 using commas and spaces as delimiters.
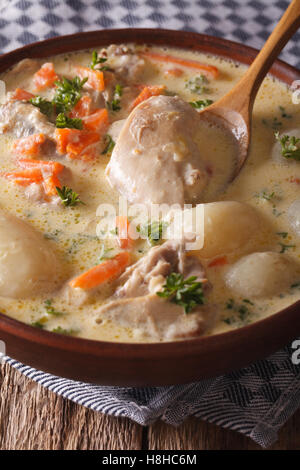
189, 99, 213, 110
279, 106, 292, 119
52, 326, 78, 336
136, 221, 167, 246
56, 186, 84, 207
101, 134, 115, 155
255, 190, 276, 201
279, 243, 296, 253
276, 232, 288, 239
275, 132, 300, 161
30, 96, 54, 118
185, 75, 209, 95
157, 273, 205, 314
55, 112, 83, 129
52, 76, 87, 114
291, 282, 300, 289
90, 50, 108, 70
223, 298, 254, 326
44, 299, 64, 317
31, 321, 45, 329
109, 84, 123, 112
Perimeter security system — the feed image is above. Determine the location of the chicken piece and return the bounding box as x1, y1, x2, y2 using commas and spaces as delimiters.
98, 294, 213, 341
103, 44, 145, 82
105, 95, 209, 207
116, 239, 206, 298
0, 100, 55, 139
96, 240, 215, 341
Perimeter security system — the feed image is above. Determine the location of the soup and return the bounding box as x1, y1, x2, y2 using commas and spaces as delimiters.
0, 43, 299, 342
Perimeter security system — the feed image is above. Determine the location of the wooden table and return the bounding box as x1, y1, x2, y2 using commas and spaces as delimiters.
0, 362, 299, 450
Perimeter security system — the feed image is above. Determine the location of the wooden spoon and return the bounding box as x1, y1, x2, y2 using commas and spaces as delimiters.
201, 0, 300, 178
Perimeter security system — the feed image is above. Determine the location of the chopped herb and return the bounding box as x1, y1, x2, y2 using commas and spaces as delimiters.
223, 298, 254, 326
44, 229, 62, 241
276, 232, 288, 239
44, 299, 64, 317
99, 245, 114, 263
157, 273, 205, 314
279, 106, 292, 119
56, 186, 84, 207
52, 76, 88, 114
291, 282, 300, 289
185, 74, 209, 95
272, 206, 283, 217
55, 112, 83, 129
90, 50, 108, 70
30, 96, 54, 118
52, 326, 78, 336
189, 99, 213, 110
226, 298, 235, 309
256, 190, 276, 201
262, 117, 282, 130
279, 243, 296, 253
101, 134, 115, 155
31, 321, 45, 329
275, 132, 300, 161
271, 117, 282, 130
108, 84, 123, 112
136, 221, 167, 246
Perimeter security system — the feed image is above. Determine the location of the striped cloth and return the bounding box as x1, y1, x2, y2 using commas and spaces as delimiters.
1, 0, 300, 448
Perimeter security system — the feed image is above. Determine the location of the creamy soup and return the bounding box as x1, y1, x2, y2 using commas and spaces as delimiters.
0, 44, 299, 342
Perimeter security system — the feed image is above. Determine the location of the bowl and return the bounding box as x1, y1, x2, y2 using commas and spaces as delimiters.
0, 28, 299, 386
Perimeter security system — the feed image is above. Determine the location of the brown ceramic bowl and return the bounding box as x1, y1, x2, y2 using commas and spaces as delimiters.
0, 29, 299, 386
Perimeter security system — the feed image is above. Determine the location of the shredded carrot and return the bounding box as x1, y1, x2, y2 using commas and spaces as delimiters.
11, 88, 35, 101
1, 158, 65, 196
208, 256, 228, 268
33, 62, 58, 91
131, 85, 166, 110
0, 169, 43, 186
115, 216, 134, 249
17, 158, 65, 175
54, 128, 75, 154
164, 68, 184, 77
66, 130, 100, 157
141, 51, 219, 79
54, 128, 100, 159
69, 252, 130, 289
69, 145, 98, 162
83, 108, 109, 133
76, 66, 105, 92
288, 177, 300, 184
69, 95, 92, 118
13, 133, 46, 157
43, 173, 62, 196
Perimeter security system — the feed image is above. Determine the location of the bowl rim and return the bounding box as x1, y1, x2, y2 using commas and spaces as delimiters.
0, 27, 299, 361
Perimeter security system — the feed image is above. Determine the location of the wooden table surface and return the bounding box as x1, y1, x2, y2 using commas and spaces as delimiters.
0, 362, 300, 450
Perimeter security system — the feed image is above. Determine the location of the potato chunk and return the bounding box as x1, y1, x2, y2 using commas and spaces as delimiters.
224, 251, 299, 298
199, 201, 262, 259
0, 210, 59, 298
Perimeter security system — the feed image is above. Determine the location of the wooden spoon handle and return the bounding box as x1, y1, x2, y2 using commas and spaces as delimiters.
219, 0, 300, 114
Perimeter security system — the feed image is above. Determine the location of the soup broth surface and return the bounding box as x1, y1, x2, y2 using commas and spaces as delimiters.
0, 44, 299, 342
